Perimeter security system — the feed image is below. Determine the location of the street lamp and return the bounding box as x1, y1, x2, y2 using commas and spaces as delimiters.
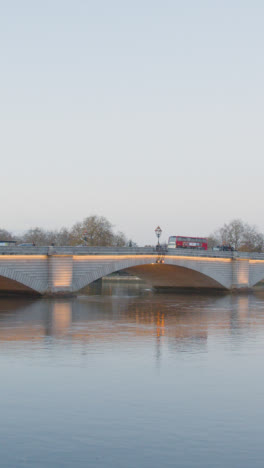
155, 226, 162, 247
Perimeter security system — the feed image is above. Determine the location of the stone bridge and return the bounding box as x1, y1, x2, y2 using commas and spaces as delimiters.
0, 246, 264, 296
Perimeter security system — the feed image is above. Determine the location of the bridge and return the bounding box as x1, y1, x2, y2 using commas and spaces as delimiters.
0, 246, 264, 296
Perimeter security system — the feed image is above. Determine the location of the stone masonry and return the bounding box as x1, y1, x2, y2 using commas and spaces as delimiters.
0, 246, 264, 295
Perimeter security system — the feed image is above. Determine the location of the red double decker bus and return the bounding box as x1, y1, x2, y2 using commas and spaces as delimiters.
168, 236, 208, 250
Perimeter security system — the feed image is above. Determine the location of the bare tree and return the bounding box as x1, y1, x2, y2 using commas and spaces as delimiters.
112, 231, 127, 247
207, 235, 218, 249
0, 228, 14, 241
70, 215, 126, 246
219, 219, 245, 250
55, 227, 72, 246
23, 227, 50, 245
211, 219, 264, 252
239, 226, 264, 252
1, 216, 127, 247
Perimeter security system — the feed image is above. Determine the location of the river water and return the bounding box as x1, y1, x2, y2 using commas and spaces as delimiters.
1, 282, 264, 467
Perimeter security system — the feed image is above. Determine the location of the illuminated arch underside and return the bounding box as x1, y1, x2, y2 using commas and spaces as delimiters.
0, 275, 40, 295
124, 264, 227, 290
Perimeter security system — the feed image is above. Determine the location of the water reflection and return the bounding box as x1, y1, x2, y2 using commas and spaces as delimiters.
50, 302, 72, 336
1, 285, 264, 468
0, 286, 264, 354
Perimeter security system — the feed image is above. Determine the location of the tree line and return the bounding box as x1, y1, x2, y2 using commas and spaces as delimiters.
0, 215, 128, 247
209, 219, 264, 252
1, 216, 263, 252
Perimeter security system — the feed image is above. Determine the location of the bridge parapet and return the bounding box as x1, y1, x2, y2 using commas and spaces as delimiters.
1, 246, 264, 260
0, 246, 156, 256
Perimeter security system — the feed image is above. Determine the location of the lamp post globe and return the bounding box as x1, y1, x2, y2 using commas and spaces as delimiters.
155, 226, 162, 247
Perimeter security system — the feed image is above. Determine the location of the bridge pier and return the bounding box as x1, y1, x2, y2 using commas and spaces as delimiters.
231, 258, 250, 290
47, 254, 74, 296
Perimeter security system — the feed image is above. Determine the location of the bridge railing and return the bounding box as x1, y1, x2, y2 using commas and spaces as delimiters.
0, 246, 157, 255
166, 249, 264, 260
1, 246, 264, 260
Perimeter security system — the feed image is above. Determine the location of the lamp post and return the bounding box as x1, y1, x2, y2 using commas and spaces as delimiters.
155, 226, 162, 249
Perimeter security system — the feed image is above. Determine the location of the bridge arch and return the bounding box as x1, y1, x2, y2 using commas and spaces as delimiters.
126, 263, 228, 290
164, 256, 231, 289
72, 256, 230, 291
72, 256, 156, 291
0, 267, 44, 295
249, 262, 264, 287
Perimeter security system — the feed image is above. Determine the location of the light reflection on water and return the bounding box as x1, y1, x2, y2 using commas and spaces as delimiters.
1, 283, 264, 467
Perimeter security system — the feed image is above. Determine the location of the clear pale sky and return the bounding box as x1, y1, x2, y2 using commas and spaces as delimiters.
1, 1, 263, 245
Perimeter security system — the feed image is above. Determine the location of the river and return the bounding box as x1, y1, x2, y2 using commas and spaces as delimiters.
1, 282, 264, 467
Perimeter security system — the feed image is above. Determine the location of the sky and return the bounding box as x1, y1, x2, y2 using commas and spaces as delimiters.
1, 1, 264, 245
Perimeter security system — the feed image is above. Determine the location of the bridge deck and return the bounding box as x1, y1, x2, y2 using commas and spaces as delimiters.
0, 246, 263, 260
